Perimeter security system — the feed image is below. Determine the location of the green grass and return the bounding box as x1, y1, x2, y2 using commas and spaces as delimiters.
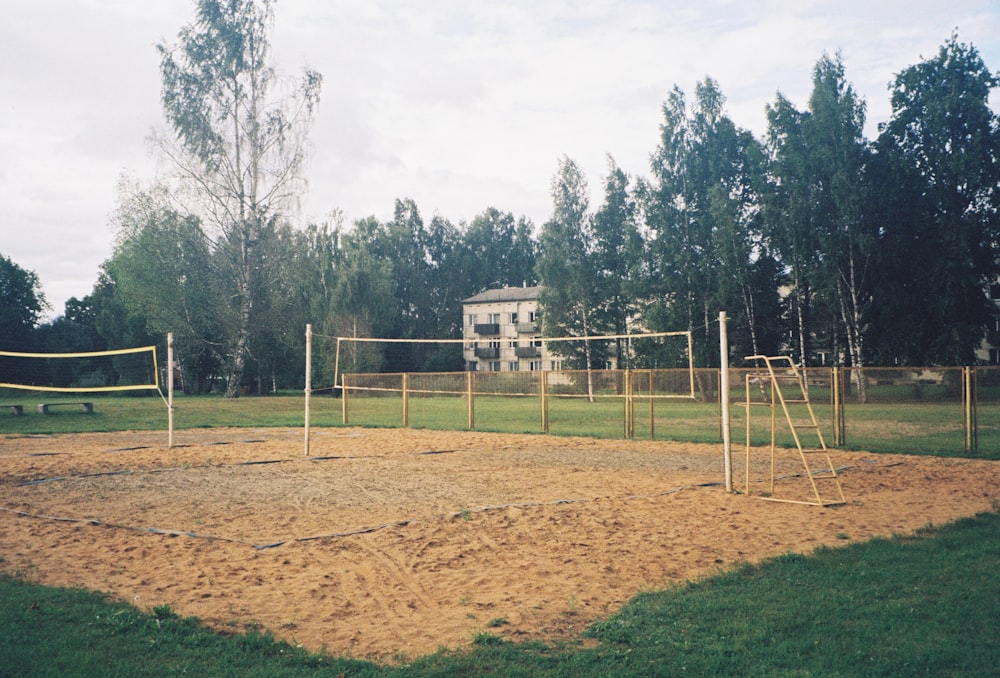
2, 509, 997, 676
2, 392, 996, 459
2, 392, 997, 674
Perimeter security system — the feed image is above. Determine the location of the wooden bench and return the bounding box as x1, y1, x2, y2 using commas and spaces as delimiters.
38, 402, 93, 414
8, 405, 23, 416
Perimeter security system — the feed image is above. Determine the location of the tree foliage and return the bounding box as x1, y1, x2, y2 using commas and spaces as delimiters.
644, 79, 774, 367
0, 253, 45, 352
154, 0, 321, 396
21, 32, 1000, 384
868, 35, 1000, 365
766, 52, 874, 395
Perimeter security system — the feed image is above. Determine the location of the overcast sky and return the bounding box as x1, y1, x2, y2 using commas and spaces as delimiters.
2, 0, 999, 319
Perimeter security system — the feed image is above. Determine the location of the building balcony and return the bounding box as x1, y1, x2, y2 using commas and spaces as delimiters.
473, 323, 500, 335
474, 347, 500, 358
514, 346, 541, 358
515, 321, 540, 333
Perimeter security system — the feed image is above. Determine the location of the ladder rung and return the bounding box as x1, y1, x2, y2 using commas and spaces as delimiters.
801, 448, 829, 454
791, 423, 819, 428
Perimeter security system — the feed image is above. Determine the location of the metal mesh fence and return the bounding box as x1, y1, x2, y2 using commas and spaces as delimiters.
340, 366, 994, 456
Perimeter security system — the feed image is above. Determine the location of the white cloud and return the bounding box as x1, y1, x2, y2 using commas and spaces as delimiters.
1, 0, 998, 318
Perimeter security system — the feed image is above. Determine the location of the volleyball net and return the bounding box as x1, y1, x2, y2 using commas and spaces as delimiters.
0, 345, 161, 393
303, 330, 700, 442
321, 331, 695, 396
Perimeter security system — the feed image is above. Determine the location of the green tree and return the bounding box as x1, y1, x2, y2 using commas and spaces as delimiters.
766, 54, 873, 396
0, 253, 46, 352
868, 35, 1000, 365
155, 0, 321, 396
764, 92, 819, 365
109, 185, 224, 392
0, 254, 46, 386
592, 156, 642, 367
460, 207, 538, 295
537, 156, 607, 400
644, 79, 771, 366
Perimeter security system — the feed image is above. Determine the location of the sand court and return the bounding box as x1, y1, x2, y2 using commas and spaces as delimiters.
1, 427, 996, 661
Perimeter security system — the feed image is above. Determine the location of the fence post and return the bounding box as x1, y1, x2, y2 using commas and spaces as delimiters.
402, 373, 410, 427
467, 371, 475, 430
624, 370, 633, 438
540, 370, 549, 433
649, 370, 656, 440
342, 373, 349, 425
831, 367, 842, 447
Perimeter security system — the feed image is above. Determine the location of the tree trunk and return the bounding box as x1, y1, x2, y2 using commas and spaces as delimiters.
225, 231, 254, 398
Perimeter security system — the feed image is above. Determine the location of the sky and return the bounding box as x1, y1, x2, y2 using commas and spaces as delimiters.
2, 0, 999, 319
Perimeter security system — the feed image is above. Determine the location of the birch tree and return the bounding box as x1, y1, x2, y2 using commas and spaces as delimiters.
155, 0, 321, 397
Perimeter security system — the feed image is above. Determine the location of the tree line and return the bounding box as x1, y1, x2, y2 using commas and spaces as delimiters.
1, 1, 998, 397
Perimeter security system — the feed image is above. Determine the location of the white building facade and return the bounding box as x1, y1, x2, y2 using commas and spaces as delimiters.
461, 286, 561, 372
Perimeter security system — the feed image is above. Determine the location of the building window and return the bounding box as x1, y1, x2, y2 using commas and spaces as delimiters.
468, 313, 477, 326
550, 360, 562, 371
510, 311, 518, 324
490, 361, 501, 372
508, 361, 519, 371
488, 312, 501, 324
529, 360, 541, 371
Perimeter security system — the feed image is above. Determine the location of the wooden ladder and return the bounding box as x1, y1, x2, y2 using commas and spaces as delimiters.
744, 355, 846, 507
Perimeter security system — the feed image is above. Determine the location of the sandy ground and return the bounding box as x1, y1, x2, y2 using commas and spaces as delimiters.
0, 426, 997, 663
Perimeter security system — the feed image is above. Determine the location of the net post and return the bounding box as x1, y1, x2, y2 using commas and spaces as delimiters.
167, 332, 175, 449
719, 311, 733, 493
304, 324, 312, 456
964, 366, 976, 453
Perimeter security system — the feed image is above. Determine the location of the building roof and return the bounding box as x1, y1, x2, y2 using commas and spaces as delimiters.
462, 285, 541, 304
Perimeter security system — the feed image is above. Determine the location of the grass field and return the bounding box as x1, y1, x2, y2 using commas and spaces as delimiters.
1, 392, 998, 675
3, 391, 993, 459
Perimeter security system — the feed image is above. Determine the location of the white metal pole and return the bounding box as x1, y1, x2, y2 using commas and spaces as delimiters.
167, 332, 174, 449
719, 312, 733, 492
304, 324, 312, 456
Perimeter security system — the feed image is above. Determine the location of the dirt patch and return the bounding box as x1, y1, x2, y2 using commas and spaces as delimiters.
1, 427, 996, 662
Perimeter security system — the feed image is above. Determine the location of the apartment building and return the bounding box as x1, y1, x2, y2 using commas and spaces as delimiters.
461, 286, 561, 372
